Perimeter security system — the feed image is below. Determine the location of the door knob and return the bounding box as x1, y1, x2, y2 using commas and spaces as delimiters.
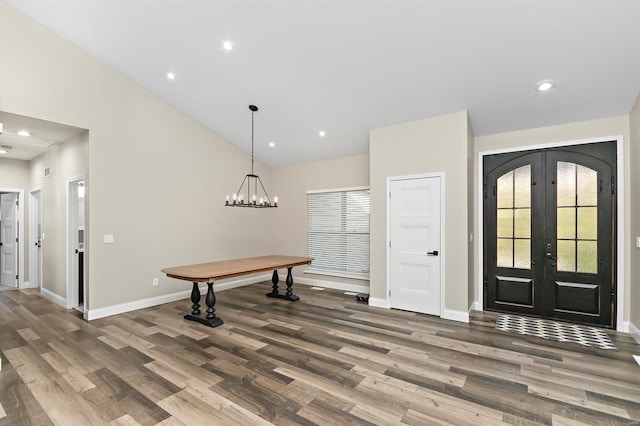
427, 250, 439, 256
546, 252, 557, 261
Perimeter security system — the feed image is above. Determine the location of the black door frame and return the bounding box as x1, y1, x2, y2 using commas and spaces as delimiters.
476, 136, 625, 330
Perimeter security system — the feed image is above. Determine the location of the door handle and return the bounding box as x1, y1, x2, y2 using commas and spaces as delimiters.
427, 250, 439, 256
75, 249, 79, 254
546, 252, 557, 261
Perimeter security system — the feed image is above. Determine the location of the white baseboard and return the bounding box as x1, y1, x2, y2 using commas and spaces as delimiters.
366, 298, 469, 324
617, 321, 630, 333
41, 287, 67, 308
367, 297, 389, 309
284, 275, 370, 294
629, 322, 640, 344
441, 308, 470, 323
470, 301, 482, 311
85, 273, 271, 321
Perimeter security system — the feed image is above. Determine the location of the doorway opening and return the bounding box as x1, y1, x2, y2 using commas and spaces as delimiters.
0, 189, 24, 289
67, 177, 85, 310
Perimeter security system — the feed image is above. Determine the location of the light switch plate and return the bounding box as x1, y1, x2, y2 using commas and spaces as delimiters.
636, 236, 640, 248
104, 234, 114, 244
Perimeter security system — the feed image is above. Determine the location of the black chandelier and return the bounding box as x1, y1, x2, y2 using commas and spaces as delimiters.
225, 105, 278, 208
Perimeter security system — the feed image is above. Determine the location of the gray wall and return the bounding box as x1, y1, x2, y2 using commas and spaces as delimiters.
1, 2, 275, 310
272, 154, 370, 289
0, 157, 30, 188
370, 111, 471, 313
30, 133, 88, 298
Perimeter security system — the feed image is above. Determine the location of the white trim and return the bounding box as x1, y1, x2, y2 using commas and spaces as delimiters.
0, 188, 25, 289
306, 185, 370, 194
41, 287, 66, 307
629, 322, 640, 344
85, 273, 271, 321
386, 173, 445, 317
28, 187, 42, 290
476, 135, 626, 331
281, 274, 369, 294
477, 150, 485, 312
441, 308, 469, 323
368, 297, 389, 308
615, 136, 625, 332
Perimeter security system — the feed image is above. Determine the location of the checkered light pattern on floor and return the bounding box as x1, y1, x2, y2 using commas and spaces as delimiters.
496, 314, 617, 350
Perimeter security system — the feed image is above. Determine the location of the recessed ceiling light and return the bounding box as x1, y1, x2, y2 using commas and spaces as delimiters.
17, 130, 31, 137
535, 79, 555, 92
0, 149, 7, 154
222, 40, 233, 51
318, 131, 326, 137
269, 142, 275, 148
167, 72, 176, 80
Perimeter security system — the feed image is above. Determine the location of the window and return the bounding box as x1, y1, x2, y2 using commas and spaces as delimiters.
496, 165, 531, 269
556, 161, 598, 273
307, 187, 370, 279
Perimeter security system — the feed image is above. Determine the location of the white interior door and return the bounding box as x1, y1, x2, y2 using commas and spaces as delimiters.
1, 193, 19, 287
389, 176, 441, 315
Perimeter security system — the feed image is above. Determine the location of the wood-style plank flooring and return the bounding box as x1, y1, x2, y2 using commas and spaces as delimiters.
1, 282, 639, 425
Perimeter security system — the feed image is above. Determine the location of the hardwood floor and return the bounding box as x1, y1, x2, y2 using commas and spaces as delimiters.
1, 283, 639, 425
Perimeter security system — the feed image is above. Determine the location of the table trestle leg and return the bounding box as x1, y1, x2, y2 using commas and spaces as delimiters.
184, 281, 224, 327
189, 282, 200, 315
266, 266, 299, 301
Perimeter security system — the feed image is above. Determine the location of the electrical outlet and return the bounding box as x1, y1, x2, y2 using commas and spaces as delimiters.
104, 234, 114, 244
152, 278, 159, 287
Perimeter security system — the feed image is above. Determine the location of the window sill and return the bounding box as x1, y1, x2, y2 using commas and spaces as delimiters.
304, 269, 370, 281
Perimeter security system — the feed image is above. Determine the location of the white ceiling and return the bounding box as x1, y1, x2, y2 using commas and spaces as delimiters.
5, 0, 640, 167
0, 111, 87, 161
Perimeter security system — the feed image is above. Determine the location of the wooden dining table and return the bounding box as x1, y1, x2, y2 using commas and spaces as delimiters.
161, 255, 313, 327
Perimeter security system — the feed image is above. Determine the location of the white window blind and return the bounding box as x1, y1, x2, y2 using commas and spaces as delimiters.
307, 188, 370, 279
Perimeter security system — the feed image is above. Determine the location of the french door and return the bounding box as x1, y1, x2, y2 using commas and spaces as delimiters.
484, 141, 616, 327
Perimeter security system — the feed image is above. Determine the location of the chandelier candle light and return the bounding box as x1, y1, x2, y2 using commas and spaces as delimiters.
226, 105, 278, 208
